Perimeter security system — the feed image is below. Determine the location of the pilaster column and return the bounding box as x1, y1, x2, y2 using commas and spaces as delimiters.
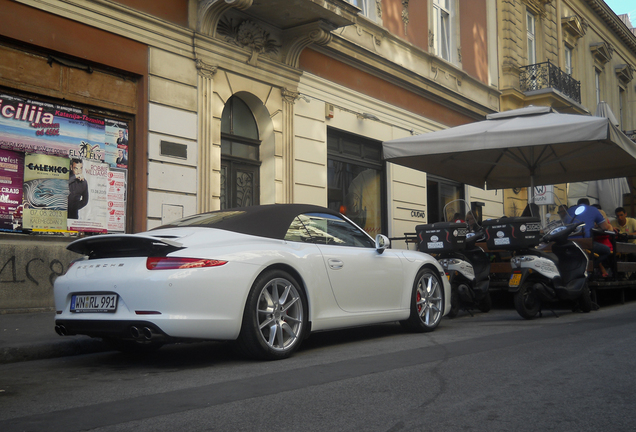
196, 59, 218, 212
281, 88, 298, 203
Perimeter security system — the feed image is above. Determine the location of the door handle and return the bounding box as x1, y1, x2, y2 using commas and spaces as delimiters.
328, 259, 344, 270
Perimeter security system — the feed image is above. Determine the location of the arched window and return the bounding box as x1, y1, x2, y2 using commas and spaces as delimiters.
220, 96, 260, 209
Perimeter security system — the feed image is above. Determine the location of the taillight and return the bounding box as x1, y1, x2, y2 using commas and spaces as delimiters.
146, 257, 228, 270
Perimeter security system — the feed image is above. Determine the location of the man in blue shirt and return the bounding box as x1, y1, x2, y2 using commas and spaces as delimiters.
567, 198, 613, 277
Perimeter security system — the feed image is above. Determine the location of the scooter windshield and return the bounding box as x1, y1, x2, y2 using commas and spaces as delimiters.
444, 199, 481, 233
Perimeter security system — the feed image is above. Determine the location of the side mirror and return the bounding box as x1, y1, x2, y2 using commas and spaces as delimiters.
375, 234, 390, 254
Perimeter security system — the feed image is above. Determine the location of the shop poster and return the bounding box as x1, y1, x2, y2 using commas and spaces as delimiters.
67, 159, 109, 233
107, 169, 127, 232
105, 120, 129, 169
0, 149, 24, 231
0, 92, 129, 233
22, 153, 69, 231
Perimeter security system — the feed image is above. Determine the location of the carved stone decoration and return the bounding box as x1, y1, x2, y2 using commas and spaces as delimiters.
196, 59, 218, 79
561, 16, 586, 39
616, 64, 634, 84
217, 17, 281, 65
197, 0, 253, 37
428, 29, 434, 48
590, 41, 614, 65
522, 0, 552, 17
457, 46, 462, 63
402, 0, 410, 36
376, 0, 383, 19
281, 88, 299, 104
281, 21, 337, 68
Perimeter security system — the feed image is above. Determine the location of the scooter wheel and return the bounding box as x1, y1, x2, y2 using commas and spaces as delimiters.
478, 291, 492, 313
447, 285, 460, 319
514, 281, 540, 319
578, 281, 593, 313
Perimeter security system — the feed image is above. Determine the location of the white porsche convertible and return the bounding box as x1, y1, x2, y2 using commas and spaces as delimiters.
54, 204, 450, 359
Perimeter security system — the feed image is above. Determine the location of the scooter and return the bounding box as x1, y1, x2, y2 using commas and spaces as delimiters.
416, 200, 492, 318
484, 209, 592, 319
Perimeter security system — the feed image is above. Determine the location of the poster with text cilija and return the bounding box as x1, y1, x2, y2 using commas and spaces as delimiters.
22, 153, 69, 231
0, 92, 130, 233
0, 93, 106, 161
0, 149, 24, 231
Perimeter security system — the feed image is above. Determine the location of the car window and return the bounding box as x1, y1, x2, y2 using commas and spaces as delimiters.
284, 216, 313, 242
299, 213, 375, 248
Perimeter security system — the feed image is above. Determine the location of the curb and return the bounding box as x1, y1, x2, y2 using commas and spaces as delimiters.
0, 338, 110, 364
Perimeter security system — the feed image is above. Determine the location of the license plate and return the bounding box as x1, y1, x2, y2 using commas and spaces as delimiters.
71, 294, 118, 313
509, 273, 522, 287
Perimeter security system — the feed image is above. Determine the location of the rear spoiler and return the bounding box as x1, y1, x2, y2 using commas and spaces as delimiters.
67, 234, 184, 259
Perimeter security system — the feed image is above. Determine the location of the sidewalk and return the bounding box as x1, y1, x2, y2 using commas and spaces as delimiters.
0, 311, 109, 364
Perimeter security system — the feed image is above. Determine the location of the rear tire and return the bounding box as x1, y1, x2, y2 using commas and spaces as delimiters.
236, 270, 307, 360
478, 291, 492, 313
513, 281, 540, 319
578, 281, 593, 313
401, 268, 444, 332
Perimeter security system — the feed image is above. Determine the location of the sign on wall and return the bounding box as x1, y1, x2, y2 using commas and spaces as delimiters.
528, 185, 555, 205
0, 92, 129, 233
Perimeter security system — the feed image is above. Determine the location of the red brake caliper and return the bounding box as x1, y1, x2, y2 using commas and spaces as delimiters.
417, 291, 422, 313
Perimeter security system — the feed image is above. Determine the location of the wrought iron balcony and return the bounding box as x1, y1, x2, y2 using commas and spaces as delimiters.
519, 60, 581, 104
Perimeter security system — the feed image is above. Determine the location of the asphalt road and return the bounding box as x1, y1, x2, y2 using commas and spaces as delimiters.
1, 299, 635, 432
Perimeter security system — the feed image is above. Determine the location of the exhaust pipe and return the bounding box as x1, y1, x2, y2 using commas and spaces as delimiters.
142, 327, 153, 340
55, 325, 68, 336
130, 326, 140, 339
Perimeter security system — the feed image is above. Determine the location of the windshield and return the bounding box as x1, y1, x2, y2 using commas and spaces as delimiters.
444, 200, 479, 230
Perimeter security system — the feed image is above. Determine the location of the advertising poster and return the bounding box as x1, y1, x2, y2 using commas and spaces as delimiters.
0, 92, 129, 234
67, 159, 108, 233
105, 119, 129, 169
22, 153, 69, 231
0, 149, 24, 231
107, 169, 126, 232
0, 93, 106, 162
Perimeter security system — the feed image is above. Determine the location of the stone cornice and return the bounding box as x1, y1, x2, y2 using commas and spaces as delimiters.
583, 0, 636, 55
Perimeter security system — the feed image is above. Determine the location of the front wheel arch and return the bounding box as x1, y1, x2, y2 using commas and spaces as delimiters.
400, 265, 445, 332
244, 264, 311, 332
235, 268, 309, 360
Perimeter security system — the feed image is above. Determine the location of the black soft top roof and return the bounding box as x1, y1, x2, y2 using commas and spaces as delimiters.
154, 204, 342, 240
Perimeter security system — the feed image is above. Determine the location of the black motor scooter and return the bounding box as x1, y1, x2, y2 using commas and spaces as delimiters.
484, 210, 591, 319
416, 200, 492, 318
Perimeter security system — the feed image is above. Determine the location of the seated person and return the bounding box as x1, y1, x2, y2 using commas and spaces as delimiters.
611, 206, 636, 278
611, 207, 636, 244
592, 205, 614, 278
557, 205, 568, 219
567, 198, 613, 278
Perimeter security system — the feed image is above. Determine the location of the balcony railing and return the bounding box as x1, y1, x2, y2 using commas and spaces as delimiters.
519, 60, 581, 104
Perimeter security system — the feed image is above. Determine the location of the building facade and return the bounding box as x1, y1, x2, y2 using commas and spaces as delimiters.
0, 0, 500, 311
496, 0, 636, 216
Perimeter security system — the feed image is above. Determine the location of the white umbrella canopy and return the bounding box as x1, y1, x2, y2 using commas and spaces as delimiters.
382, 106, 636, 190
